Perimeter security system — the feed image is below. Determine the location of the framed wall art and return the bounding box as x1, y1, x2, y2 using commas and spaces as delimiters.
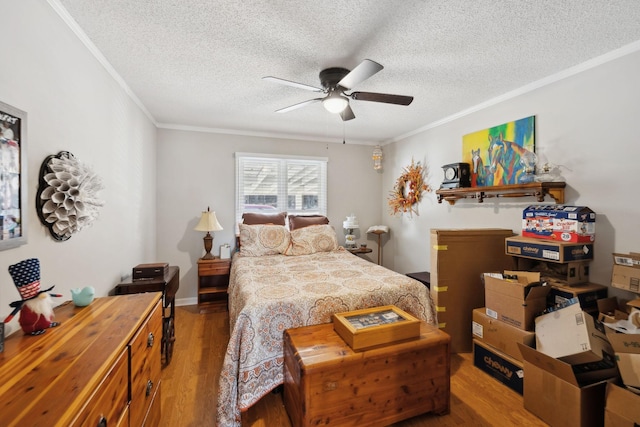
462, 115, 535, 187
0, 101, 27, 250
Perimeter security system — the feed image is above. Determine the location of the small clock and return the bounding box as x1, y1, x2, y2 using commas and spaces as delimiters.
441, 162, 471, 188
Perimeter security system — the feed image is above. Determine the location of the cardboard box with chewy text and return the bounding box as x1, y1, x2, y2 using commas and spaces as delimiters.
473, 339, 524, 395
472, 307, 535, 362
506, 235, 594, 263
483, 271, 549, 331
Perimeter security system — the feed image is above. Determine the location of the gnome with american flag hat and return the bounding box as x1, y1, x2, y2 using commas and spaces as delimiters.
5, 258, 62, 335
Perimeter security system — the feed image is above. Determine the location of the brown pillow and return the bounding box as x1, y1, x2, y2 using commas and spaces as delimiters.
288, 215, 329, 230
242, 211, 287, 226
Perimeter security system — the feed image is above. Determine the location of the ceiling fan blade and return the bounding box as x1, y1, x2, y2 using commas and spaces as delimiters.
262, 76, 323, 92
337, 59, 383, 90
350, 91, 414, 105
275, 98, 322, 113
340, 104, 355, 121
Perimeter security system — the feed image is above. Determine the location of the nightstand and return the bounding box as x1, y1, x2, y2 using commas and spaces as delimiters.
347, 247, 373, 256
197, 258, 231, 313
406, 271, 431, 289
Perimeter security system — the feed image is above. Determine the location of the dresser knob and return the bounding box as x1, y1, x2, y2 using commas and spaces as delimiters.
97, 415, 107, 427
147, 332, 154, 347
146, 379, 154, 396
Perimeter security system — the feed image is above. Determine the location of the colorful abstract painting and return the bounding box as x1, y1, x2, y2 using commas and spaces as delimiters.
462, 116, 535, 187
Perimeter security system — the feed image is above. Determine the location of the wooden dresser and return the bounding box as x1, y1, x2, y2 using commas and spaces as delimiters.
0, 293, 162, 427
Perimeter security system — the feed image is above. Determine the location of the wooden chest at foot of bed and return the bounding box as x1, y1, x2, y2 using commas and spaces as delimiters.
283, 321, 451, 427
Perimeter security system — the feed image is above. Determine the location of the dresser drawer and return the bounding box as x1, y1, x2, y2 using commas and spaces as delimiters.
71, 348, 129, 427
199, 262, 230, 276
117, 405, 130, 427
130, 299, 163, 427
142, 382, 162, 427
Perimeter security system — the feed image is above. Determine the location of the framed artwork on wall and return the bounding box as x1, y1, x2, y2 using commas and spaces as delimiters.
0, 101, 27, 250
462, 115, 535, 187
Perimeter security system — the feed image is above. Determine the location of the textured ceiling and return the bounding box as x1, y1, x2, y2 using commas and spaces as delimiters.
53, 0, 640, 144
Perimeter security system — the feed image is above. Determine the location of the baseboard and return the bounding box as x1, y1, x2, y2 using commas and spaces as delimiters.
176, 297, 197, 307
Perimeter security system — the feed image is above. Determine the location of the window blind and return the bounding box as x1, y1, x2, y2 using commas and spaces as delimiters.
235, 153, 327, 227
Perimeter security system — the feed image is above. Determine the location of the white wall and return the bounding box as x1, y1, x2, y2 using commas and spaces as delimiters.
5, 1, 638, 318
0, 1, 157, 333
156, 129, 383, 303
382, 49, 640, 301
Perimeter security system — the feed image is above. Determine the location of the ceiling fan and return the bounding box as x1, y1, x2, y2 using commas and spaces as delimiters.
263, 59, 413, 121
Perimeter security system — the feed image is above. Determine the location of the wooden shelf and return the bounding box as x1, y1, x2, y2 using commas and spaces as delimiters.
198, 287, 227, 295
436, 182, 566, 205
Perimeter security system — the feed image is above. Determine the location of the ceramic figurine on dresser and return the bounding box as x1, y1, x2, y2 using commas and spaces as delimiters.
71, 286, 95, 307
5, 258, 62, 335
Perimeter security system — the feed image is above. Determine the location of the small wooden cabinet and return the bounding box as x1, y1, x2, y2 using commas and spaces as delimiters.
197, 257, 231, 312
115, 266, 180, 365
0, 293, 162, 426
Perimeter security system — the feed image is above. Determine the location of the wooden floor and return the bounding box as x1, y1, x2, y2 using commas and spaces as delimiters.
160, 306, 548, 426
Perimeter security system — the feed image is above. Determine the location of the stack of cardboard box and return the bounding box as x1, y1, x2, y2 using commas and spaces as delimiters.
470, 206, 640, 425
472, 206, 634, 426
508, 205, 608, 315
473, 206, 602, 395
597, 261, 640, 426
472, 270, 545, 394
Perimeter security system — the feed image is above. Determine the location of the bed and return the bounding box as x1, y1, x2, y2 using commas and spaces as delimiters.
216, 216, 437, 426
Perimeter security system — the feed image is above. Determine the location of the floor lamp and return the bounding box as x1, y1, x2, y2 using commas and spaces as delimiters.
367, 226, 389, 265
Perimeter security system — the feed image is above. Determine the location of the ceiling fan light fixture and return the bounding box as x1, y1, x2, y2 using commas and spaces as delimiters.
322, 92, 349, 113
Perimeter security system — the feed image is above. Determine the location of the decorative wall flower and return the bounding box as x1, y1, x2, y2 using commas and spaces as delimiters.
388, 159, 430, 216
36, 151, 104, 241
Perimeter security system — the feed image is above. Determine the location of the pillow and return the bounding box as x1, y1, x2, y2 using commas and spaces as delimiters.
288, 214, 329, 230
242, 211, 287, 226
238, 224, 290, 256
286, 224, 338, 256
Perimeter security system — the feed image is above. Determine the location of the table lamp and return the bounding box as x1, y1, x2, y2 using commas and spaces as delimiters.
343, 214, 359, 248
194, 207, 223, 260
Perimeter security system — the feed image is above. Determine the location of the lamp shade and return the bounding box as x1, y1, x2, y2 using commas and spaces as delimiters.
194, 208, 223, 232
342, 214, 359, 230
323, 92, 349, 113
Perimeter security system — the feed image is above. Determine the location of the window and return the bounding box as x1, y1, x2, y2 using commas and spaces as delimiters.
235, 153, 327, 226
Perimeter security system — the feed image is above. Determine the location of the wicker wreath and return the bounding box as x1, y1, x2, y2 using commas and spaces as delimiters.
388, 159, 430, 216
